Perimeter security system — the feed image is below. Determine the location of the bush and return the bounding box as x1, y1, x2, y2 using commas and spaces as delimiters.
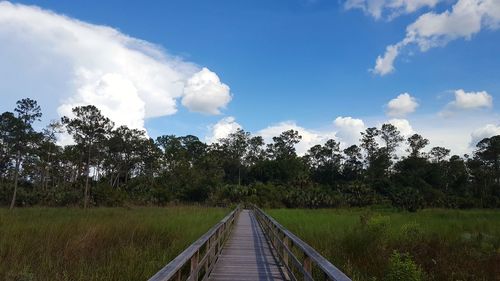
282, 186, 342, 208
123, 177, 158, 203
390, 187, 424, 212
14, 186, 41, 207
342, 212, 391, 261
251, 183, 285, 208
399, 221, 422, 241
52, 188, 81, 206
92, 183, 126, 207
385, 251, 423, 281
341, 181, 376, 207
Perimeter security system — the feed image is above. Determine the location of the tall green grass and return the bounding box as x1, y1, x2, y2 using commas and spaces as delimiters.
0, 206, 228, 281
267, 208, 500, 281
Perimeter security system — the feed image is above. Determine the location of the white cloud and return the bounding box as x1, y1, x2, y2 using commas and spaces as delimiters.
333, 116, 365, 146
387, 118, 415, 136
57, 72, 146, 129
205, 117, 365, 155
345, 0, 442, 20
206, 119, 341, 154
373, 43, 402, 75
407, 112, 499, 156
56, 132, 76, 147
440, 89, 493, 116
450, 89, 493, 109
386, 93, 419, 117
205, 116, 241, 144
0, 2, 231, 132
182, 67, 232, 115
204, 113, 500, 158
257, 121, 336, 155
470, 124, 500, 147
378, 118, 414, 157
372, 0, 500, 75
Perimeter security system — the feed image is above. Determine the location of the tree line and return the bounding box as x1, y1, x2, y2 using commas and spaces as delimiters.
1, 98, 499, 210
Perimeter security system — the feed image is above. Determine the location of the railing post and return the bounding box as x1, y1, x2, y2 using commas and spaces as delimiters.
283, 236, 289, 267
190, 250, 199, 281
209, 235, 214, 266
272, 224, 277, 248
205, 238, 210, 273
304, 255, 312, 279
218, 220, 226, 256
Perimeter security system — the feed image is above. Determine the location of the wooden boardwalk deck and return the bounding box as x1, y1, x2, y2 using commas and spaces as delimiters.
208, 210, 287, 281
148, 206, 351, 281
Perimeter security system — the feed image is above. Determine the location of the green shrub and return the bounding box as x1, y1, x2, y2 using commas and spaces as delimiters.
282, 186, 342, 208
390, 187, 424, 212
93, 183, 126, 207
14, 186, 42, 207
399, 221, 422, 241
343, 213, 391, 261
341, 181, 376, 207
385, 251, 423, 281
53, 188, 81, 206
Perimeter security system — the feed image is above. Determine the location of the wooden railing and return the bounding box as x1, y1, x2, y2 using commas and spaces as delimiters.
148, 206, 240, 281
253, 206, 352, 281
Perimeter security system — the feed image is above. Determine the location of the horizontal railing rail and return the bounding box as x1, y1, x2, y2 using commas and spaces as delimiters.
253, 206, 352, 281
148, 206, 240, 281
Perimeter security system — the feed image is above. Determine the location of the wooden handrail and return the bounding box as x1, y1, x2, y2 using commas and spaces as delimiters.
148, 206, 240, 281
253, 206, 352, 281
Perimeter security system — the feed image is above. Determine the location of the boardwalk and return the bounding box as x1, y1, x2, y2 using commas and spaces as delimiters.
208, 210, 286, 281
148, 206, 351, 281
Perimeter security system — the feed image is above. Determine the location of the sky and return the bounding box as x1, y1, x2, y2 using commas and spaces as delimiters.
0, 0, 499, 155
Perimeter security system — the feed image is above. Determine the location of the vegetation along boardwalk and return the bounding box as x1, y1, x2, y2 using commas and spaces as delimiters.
149, 206, 351, 281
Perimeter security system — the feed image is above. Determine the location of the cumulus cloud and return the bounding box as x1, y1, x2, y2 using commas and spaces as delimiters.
345, 0, 442, 20
182, 68, 232, 115
205, 116, 241, 144
470, 124, 500, 147
449, 89, 493, 109
0, 2, 231, 132
407, 112, 500, 156
333, 116, 365, 146
205, 117, 365, 155
57, 72, 146, 129
441, 89, 493, 116
257, 121, 336, 155
378, 118, 415, 156
386, 93, 419, 117
387, 118, 415, 136
372, 0, 500, 75
203, 114, 500, 157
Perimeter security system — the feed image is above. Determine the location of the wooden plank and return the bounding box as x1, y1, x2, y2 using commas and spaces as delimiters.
208, 210, 286, 281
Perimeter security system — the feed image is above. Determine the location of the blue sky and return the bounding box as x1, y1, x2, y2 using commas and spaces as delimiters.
1, 0, 499, 155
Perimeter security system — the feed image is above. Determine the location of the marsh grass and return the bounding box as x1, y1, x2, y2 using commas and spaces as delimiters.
0, 206, 228, 281
267, 208, 500, 281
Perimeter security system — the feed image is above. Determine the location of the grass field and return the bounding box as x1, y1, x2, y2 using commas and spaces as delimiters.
2, 207, 499, 281
267, 208, 500, 281
0, 206, 228, 281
